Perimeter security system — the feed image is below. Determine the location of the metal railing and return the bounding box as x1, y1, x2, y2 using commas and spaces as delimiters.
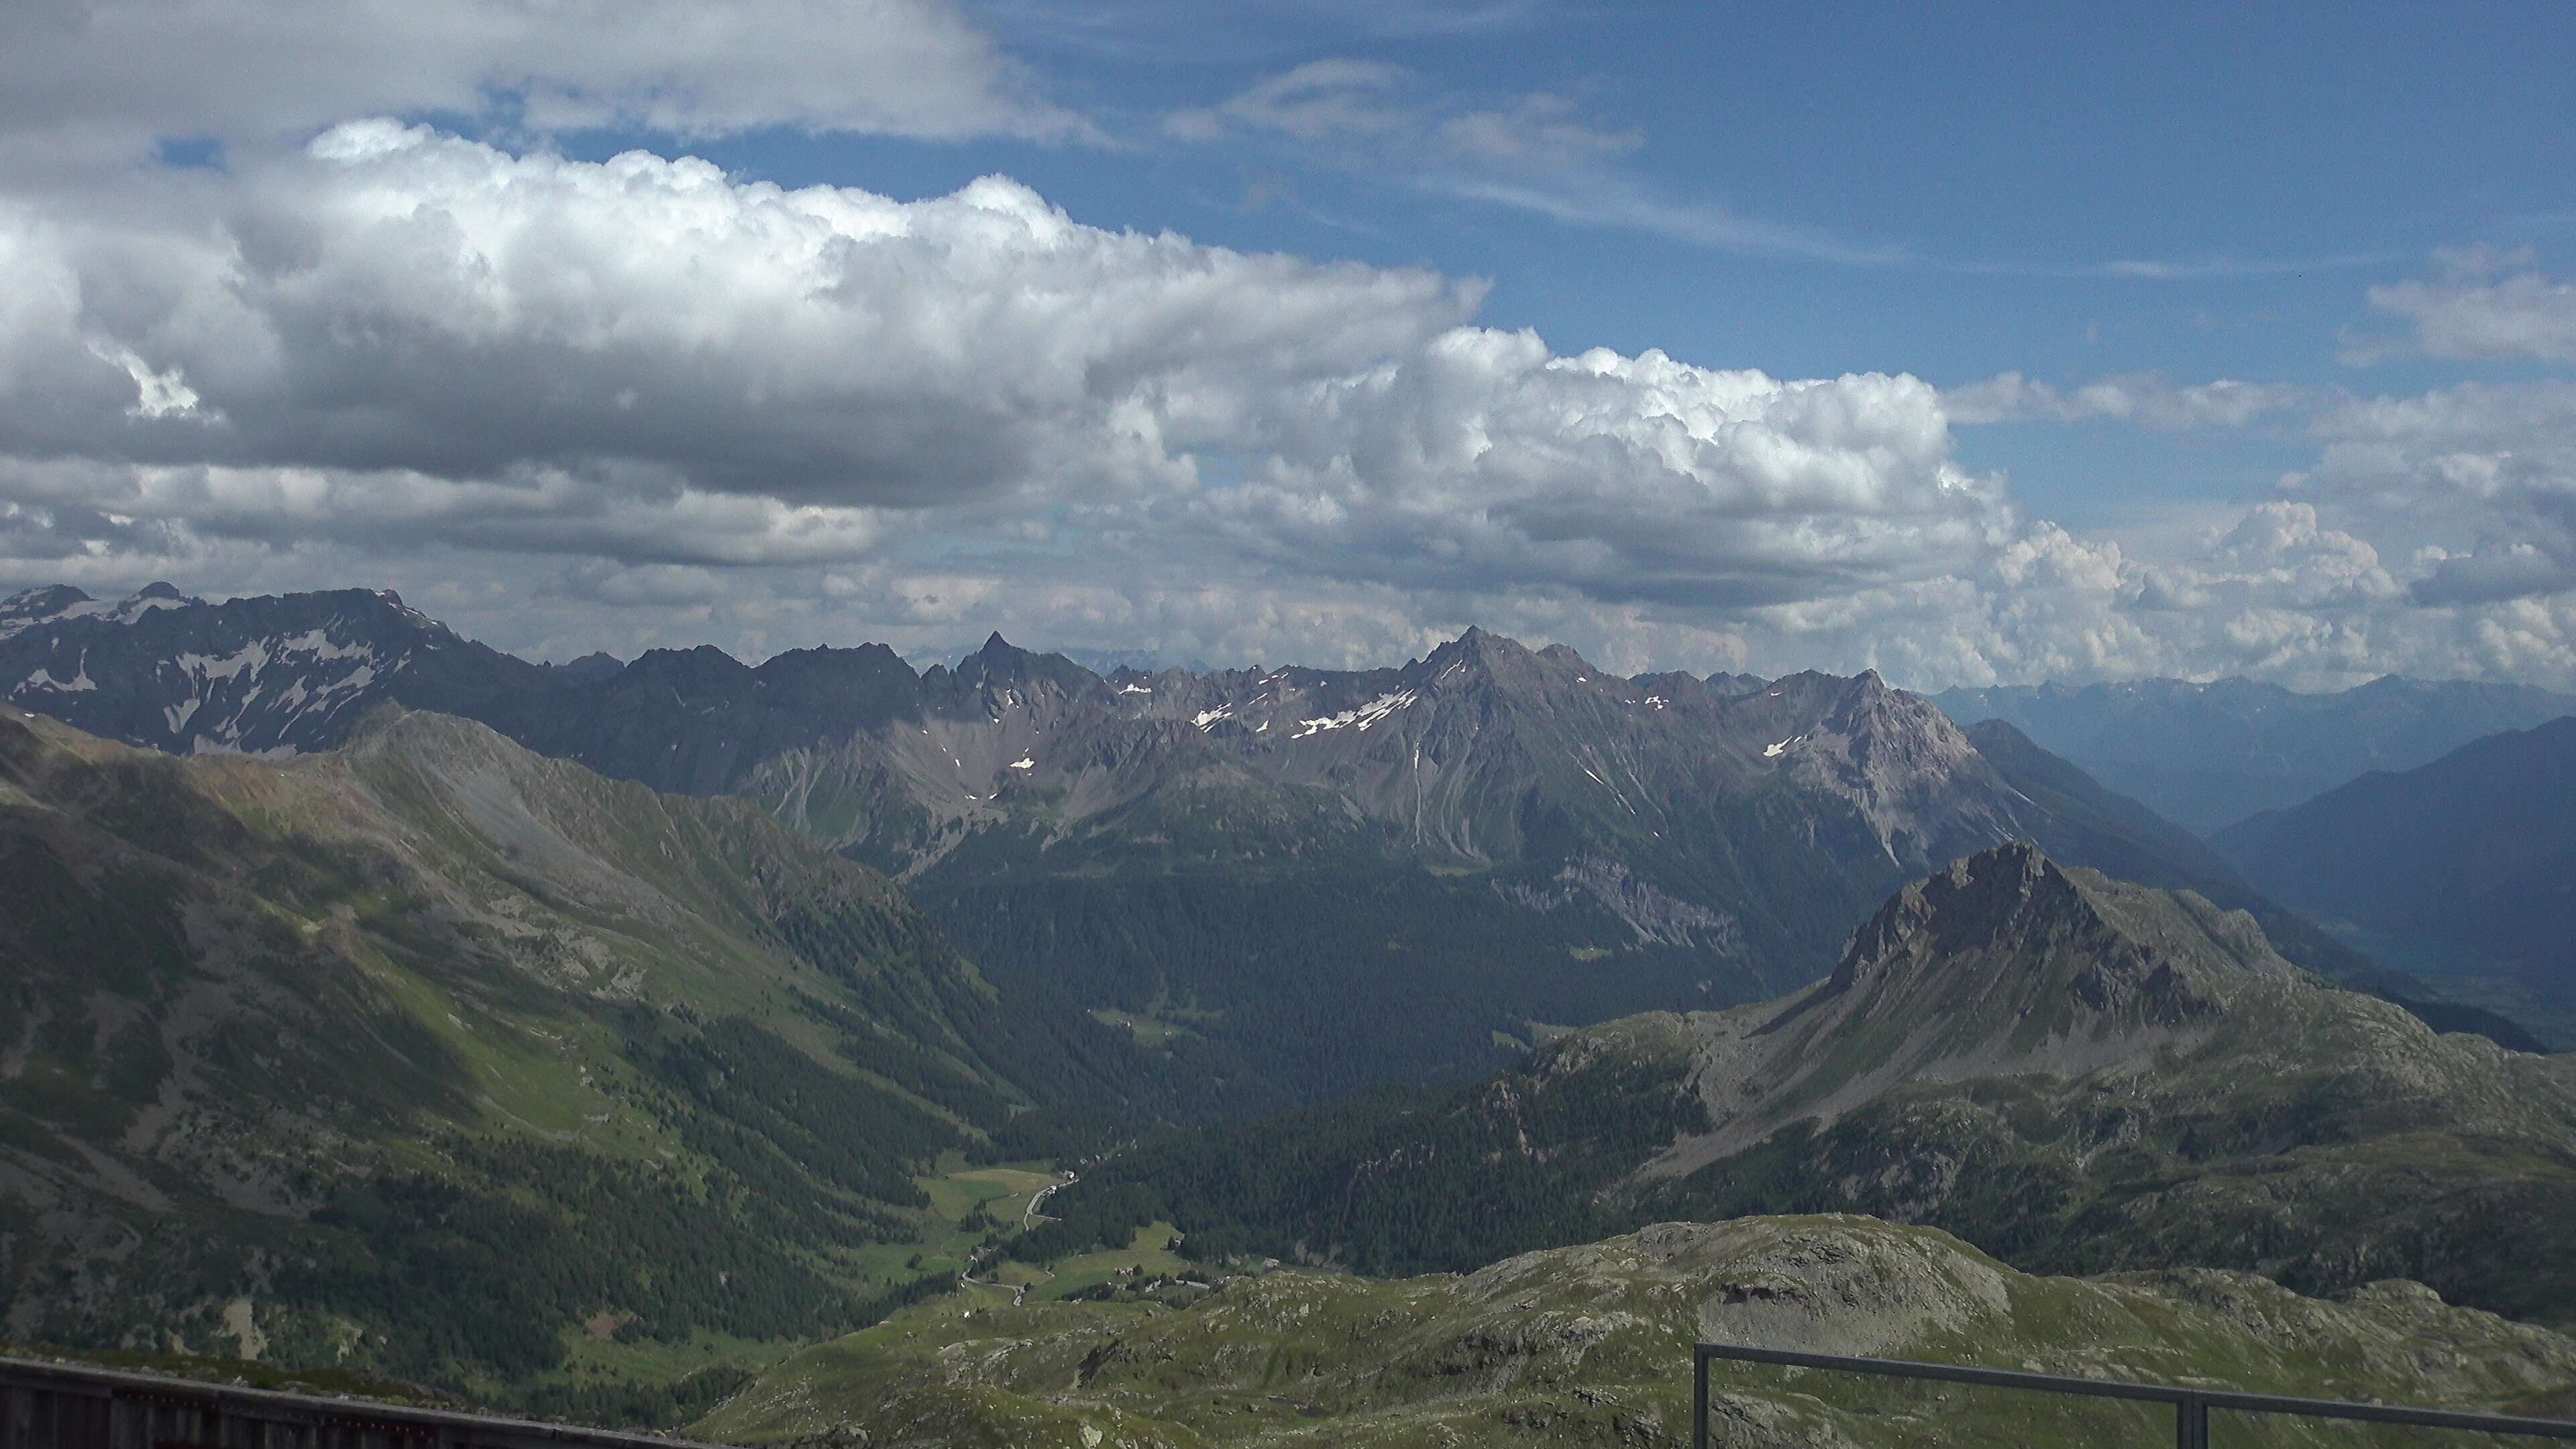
1, 1354, 720, 1449
1696, 1342, 2576, 1448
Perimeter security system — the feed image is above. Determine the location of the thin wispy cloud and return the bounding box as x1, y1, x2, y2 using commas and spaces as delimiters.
1944, 372, 2309, 429
1957, 252, 2395, 282
1166, 60, 1901, 266
974, 0, 1561, 65
1434, 176, 1911, 267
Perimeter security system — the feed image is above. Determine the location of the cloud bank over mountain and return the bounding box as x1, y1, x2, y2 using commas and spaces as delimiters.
3, 1, 2573, 686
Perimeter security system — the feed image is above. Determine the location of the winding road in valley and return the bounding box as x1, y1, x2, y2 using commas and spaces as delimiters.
1024, 1170, 1075, 1230
958, 1171, 1079, 1307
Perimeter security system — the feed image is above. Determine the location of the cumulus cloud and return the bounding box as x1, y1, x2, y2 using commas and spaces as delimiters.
2291, 380, 2576, 606
2361, 247, 2576, 363
0, 0, 1087, 174
0, 123, 2011, 622
11, 115, 2576, 690
0, 123, 1479, 546
1183, 339, 2004, 607
1731, 499, 2576, 692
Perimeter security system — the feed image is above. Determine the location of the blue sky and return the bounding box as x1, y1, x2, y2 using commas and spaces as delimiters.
2, 0, 2573, 686
773, 1, 2573, 520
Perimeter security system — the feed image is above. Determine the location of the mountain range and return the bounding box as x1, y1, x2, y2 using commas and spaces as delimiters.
2216, 715, 2576, 1046
3, 583, 2536, 1106
1931, 675, 2576, 835
10, 580, 2575, 1433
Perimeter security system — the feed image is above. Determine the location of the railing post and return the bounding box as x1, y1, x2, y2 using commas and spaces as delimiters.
2176, 1393, 2208, 1449
1693, 1346, 1709, 1449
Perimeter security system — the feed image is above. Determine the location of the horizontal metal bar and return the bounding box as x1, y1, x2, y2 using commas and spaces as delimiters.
1699, 1342, 2576, 1439
0, 1356, 722, 1448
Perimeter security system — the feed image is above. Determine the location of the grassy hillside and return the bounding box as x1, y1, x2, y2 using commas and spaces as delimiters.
697, 1215, 2576, 1448
0, 704, 1161, 1413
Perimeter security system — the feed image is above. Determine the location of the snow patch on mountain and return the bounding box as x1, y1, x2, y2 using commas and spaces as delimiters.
1292, 689, 1418, 739
13, 661, 97, 694
0, 584, 205, 641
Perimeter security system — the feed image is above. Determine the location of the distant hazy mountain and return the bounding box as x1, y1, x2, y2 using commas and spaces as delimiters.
1065, 844, 2576, 1325
1929, 676, 2576, 834
704, 1214, 2576, 1449
0, 704, 1157, 1401
3, 584, 2528, 1104
2215, 716, 2576, 1041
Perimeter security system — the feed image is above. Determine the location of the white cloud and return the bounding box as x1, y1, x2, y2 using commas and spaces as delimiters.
0, 0, 1086, 176
1436, 93, 1640, 170
0, 124, 2000, 621
1183, 339, 2005, 607
0, 123, 1479, 549
1433, 176, 1909, 266
1165, 60, 1419, 146
1944, 372, 2306, 429
1165, 60, 1635, 165
1160, 60, 1907, 264
2361, 248, 2576, 363
1727, 500, 2576, 692
2294, 380, 2576, 605
13, 121, 2576, 691
0, 456, 898, 567
0, 125, 2033, 671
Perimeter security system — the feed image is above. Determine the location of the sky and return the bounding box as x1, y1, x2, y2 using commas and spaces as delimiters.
3, 0, 2575, 688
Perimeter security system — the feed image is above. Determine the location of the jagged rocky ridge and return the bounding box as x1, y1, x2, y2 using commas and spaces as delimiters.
1067, 843, 2576, 1326
0, 584, 560, 758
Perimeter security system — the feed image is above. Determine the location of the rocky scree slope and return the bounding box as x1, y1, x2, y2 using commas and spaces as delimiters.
1063, 844, 2576, 1326
0, 704, 1157, 1398
696, 1215, 2576, 1449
